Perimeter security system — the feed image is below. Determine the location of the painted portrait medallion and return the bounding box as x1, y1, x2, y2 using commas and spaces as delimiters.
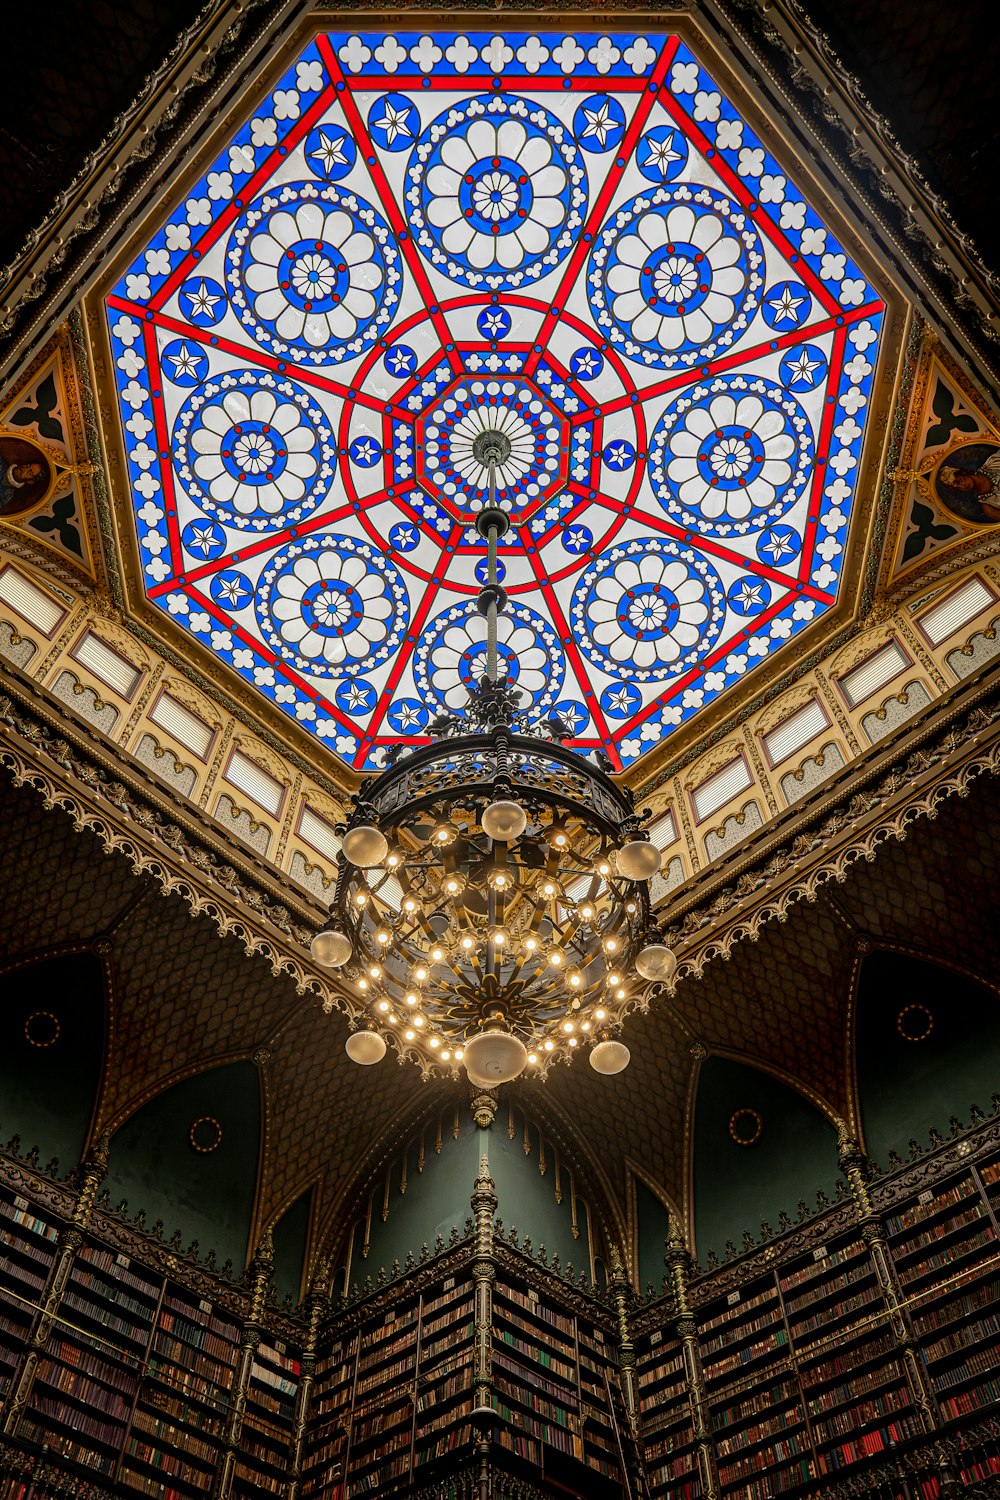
0, 433, 56, 518
932, 441, 1000, 526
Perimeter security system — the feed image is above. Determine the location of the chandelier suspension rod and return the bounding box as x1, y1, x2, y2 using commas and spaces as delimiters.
486, 454, 499, 685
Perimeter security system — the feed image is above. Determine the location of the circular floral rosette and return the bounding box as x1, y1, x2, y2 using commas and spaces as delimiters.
407, 96, 587, 291
228, 181, 401, 364
571, 538, 725, 683
413, 600, 564, 718
256, 534, 409, 677
416, 378, 565, 516
650, 374, 814, 538
588, 186, 764, 369
172, 372, 333, 532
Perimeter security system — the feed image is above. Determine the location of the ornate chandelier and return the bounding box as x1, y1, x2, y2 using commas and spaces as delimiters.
311, 427, 675, 1083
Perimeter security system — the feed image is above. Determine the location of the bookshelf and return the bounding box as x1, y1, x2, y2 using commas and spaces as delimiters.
8, 1122, 1000, 1499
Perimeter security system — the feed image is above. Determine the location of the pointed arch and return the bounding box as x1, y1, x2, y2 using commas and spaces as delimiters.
0, 947, 107, 1171
852, 946, 1000, 1166
688, 1050, 841, 1263
103, 1060, 262, 1272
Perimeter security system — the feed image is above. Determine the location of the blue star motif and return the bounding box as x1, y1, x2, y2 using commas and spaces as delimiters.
335, 679, 377, 714
390, 522, 419, 553
637, 127, 687, 182
182, 520, 225, 559
727, 576, 772, 614
180, 278, 225, 327
387, 698, 429, 733
600, 682, 642, 718
756, 525, 801, 565
349, 436, 382, 468
563, 525, 594, 555
553, 699, 588, 733
475, 557, 507, 584
780, 343, 828, 392
603, 440, 636, 472
477, 307, 512, 339
369, 94, 418, 151
570, 348, 604, 381
211, 571, 253, 609
386, 344, 417, 377
763, 281, 809, 329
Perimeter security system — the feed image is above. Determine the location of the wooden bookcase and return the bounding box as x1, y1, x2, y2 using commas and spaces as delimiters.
6, 1121, 1000, 1498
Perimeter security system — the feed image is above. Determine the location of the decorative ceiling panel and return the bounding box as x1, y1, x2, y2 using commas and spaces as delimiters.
105, 30, 886, 772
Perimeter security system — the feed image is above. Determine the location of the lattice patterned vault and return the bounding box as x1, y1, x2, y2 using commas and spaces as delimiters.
105, 29, 888, 772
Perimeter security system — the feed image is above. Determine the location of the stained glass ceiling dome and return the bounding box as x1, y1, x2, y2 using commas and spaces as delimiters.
105, 28, 885, 773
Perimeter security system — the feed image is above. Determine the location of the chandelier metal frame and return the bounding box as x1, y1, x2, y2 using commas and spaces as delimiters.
313, 435, 674, 1079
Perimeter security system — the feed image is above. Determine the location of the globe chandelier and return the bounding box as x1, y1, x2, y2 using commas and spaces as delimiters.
312, 424, 676, 1084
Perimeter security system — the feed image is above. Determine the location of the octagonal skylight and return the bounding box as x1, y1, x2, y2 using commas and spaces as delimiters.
106, 29, 885, 771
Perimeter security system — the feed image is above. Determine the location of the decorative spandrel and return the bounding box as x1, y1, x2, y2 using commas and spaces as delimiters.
105, 31, 886, 771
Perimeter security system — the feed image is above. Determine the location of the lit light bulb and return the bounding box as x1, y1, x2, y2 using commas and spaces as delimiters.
579, 903, 595, 922
626, 900, 637, 914
431, 822, 454, 846
368, 964, 382, 980
596, 858, 612, 877
616, 986, 626, 1000
603, 936, 619, 954
461, 935, 475, 952
607, 972, 620, 986
454, 1049, 464, 1062
413, 965, 428, 983
567, 968, 582, 989
562, 1020, 575, 1033
492, 928, 507, 947
430, 945, 445, 963
355, 891, 368, 908
568, 1037, 577, 1048
405, 992, 418, 1007
414, 1015, 425, 1028
595, 1007, 606, 1021
441, 1049, 451, 1062
541, 880, 558, 899
444, 875, 463, 896
386, 851, 402, 869
403, 896, 418, 914
405, 1029, 415, 1041
378, 1000, 389, 1013
544, 1039, 554, 1052
429, 1037, 440, 1049
528, 1053, 538, 1065
376, 928, 392, 946
388, 1013, 399, 1025
357, 978, 369, 992
548, 948, 565, 968
581, 1021, 591, 1033
523, 935, 539, 954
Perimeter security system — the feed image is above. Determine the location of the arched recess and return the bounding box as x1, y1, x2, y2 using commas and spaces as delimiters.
103, 1061, 261, 1272
628, 1165, 681, 1295
691, 1054, 841, 1264
0, 950, 106, 1170
854, 949, 1000, 1165
332, 1099, 604, 1290
270, 1186, 314, 1306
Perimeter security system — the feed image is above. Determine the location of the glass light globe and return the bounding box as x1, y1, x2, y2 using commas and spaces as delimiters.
589, 1040, 631, 1075
481, 800, 527, 842
617, 840, 660, 881
636, 943, 677, 983
310, 930, 352, 968
463, 1030, 529, 1086
345, 1031, 387, 1066
342, 824, 388, 868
